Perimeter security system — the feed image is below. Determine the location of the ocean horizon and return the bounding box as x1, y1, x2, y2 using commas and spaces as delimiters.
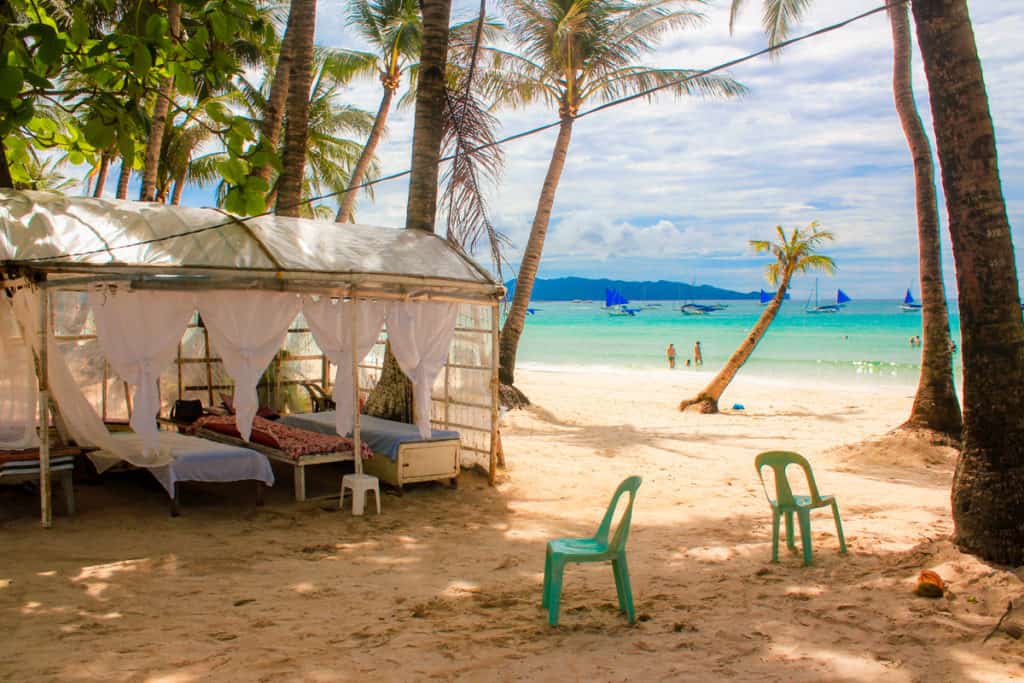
510, 299, 962, 388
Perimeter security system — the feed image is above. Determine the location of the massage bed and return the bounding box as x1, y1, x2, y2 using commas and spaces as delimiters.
0, 446, 79, 515
188, 415, 372, 501
279, 412, 460, 492
93, 431, 274, 516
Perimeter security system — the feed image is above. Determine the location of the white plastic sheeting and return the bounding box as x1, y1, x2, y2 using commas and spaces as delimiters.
0, 302, 39, 449
302, 297, 386, 437
0, 190, 496, 290
386, 302, 460, 438
89, 289, 194, 457
196, 292, 302, 441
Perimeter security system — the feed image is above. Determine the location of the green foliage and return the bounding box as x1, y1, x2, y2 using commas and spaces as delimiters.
0, 0, 265, 196
750, 221, 836, 287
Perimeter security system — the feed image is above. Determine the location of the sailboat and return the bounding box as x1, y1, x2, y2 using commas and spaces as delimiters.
605, 288, 639, 317
900, 288, 923, 312
805, 280, 849, 314
759, 289, 792, 305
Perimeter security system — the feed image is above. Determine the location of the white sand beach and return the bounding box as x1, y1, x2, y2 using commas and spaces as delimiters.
2, 368, 1022, 681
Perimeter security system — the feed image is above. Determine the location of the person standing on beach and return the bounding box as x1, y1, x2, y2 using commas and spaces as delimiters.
694, 341, 703, 367
666, 343, 677, 369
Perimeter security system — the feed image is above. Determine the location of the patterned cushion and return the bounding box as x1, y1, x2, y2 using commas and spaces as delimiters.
189, 415, 372, 461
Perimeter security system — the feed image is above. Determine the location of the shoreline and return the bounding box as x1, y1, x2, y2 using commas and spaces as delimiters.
516, 361, 921, 395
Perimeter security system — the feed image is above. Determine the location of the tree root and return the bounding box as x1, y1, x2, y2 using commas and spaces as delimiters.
499, 383, 531, 410
679, 395, 718, 414
892, 421, 962, 447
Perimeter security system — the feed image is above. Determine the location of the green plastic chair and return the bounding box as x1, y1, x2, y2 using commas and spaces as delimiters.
754, 451, 847, 566
542, 475, 642, 626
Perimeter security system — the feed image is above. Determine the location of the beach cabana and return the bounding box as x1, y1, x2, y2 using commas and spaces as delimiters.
0, 189, 503, 526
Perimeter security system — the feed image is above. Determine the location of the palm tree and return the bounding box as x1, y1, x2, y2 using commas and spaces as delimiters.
911, 0, 1024, 566
335, 0, 422, 223
275, 0, 318, 217
728, 0, 961, 439
194, 52, 378, 216
679, 222, 835, 413
362, 0, 453, 422
486, 0, 745, 395
140, 1, 182, 202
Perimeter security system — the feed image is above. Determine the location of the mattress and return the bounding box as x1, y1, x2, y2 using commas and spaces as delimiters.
279, 412, 459, 462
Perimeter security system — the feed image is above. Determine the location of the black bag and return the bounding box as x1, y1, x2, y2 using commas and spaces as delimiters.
170, 399, 204, 424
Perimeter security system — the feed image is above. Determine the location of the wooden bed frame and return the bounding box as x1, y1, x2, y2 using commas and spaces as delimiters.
192, 427, 355, 501
361, 438, 460, 493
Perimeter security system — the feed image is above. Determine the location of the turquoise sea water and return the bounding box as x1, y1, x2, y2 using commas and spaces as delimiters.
511, 300, 962, 388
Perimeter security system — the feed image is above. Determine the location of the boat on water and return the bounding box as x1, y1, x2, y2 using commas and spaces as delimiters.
806, 280, 850, 314
680, 303, 718, 316
900, 288, 923, 312
604, 288, 640, 317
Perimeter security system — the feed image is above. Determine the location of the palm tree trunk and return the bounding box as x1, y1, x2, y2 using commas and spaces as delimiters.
0, 139, 14, 188
365, 0, 453, 418
680, 283, 790, 414
336, 86, 394, 223
140, 1, 181, 202
274, 0, 317, 218
116, 160, 131, 198
912, 0, 1024, 566
171, 171, 186, 205
499, 117, 574, 387
254, 20, 296, 188
888, 3, 961, 438
362, 342, 414, 423
404, 0, 452, 232
92, 154, 111, 197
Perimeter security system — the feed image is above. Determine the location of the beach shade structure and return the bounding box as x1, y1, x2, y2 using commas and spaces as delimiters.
541, 475, 641, 626
0, 190, 505, 525
754, 451, 847, 566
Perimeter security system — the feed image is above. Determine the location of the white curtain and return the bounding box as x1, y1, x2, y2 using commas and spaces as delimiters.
302, 297, 386, 435
385, 301, 459, 437
89, 288, 195, 457
0, 301, 39, 449
8, 289, 153, 470
197, 291, 301, 440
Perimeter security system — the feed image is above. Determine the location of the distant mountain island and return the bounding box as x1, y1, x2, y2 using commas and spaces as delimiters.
504, 277, 759, 301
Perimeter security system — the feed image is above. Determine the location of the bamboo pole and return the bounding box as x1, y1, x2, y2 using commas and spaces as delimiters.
350, 300, 362, 479
38, 286, 52, 528
202, 323, 214, 406
489, 301, 499, 485
177, 340, 183, 400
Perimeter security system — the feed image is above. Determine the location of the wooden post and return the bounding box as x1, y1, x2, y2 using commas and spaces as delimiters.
489, 301, 499, 485
101, 359, 108, 421
176, 340, 183, 400
351, 299, 362, 477
443, 351, 451, 429
202, 323, 214, 406
38, 286, 52, 528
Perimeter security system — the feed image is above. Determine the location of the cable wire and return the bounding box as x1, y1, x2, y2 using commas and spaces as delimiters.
10, 0, 903, 265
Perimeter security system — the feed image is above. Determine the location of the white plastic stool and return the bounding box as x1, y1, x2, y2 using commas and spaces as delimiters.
341, 473, 381, 515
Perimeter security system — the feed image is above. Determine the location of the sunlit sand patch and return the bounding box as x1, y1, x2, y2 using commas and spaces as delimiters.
504, 527, 557, 542
804, 647, 912, 681
683, 545, 735, 562
0, 578, 11, 590
441, 580, 480, 598
292, 581, 316, 594
36, 570, 57, 577
363, 555, 417, 566
20, 601, 42, 615
784, 585, 825, 599
143, 672, 199, 683
73, 558, 153, 582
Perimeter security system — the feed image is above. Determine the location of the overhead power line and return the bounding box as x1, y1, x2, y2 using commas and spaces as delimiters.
12, 0, 904, 265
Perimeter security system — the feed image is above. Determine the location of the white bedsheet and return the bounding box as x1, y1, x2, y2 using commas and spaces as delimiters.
94, 432, 275, 497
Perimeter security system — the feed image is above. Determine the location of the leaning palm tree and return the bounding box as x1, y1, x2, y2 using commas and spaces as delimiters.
485, 0, 746, 396
728, 0, 961, 439
679, 222, 835, 414
335, 0, 422, 223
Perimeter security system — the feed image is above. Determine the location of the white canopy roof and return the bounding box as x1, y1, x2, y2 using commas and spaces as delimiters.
0, 190, 500, 300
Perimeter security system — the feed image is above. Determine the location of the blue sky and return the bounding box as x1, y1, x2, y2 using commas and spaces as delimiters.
167, 1, 1022, 299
